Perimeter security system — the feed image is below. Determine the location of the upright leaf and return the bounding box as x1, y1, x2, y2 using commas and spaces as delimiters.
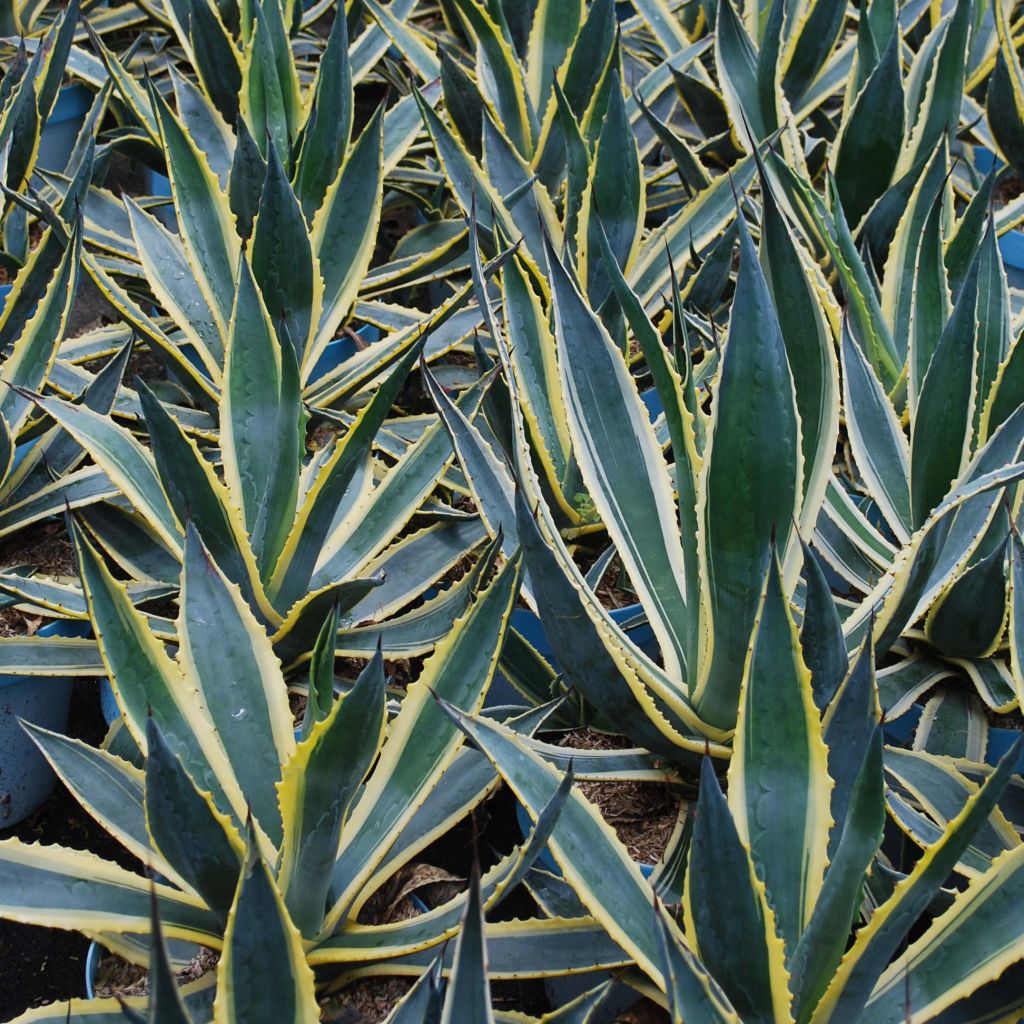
841, 322, 912, 543
833, 33, 903, 228
177, 524, 295, 847
686, 759, 790, 1024
309, 109, 384, 368
693, 218, 802, 730
278, 649, 387, 937
729, 552, 831, 956
213, 844, 318, 1024
440, 869, 494, 1024
144, 718, 243, 923
911, 248, 980, 527
758, 175, 840, 533
546, 239, 691, 684
251, 142, 320, 363
524, 0, 584, 115
292, 9, 352, 218
580, 71, 643, 309
221, 258, 307, 579
149, 81, 240, 333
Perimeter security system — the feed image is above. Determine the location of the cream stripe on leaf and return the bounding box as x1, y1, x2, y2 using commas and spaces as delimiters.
308, 108, 384, 374
788, 731, 885, 1023
864, 844, 1024, 1022
148, 79, 239, 338
524, 0, 584, 115
124, 198, 225, 377
277, 649, 387, 939
685, 759, 792, 1024
439, 708, 740, 1021
692, 217, 803, 731
22, 723, 188, 893
0, 839, 218, 946
841, 321, 912, 545
71, 522, 244, 830
759, 173, 841, 546
220, 257, 306, 583
809, 741, 1022, 1023
0, 220, 82, 438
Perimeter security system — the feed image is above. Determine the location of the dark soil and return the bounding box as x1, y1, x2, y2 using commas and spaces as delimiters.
559, 730, 684, 864
0, 521, 75, 580
994, 171, 1024, 207
617, 1003, 671, 1023
0, 679, 130, 1021
91, 946, 218, 1000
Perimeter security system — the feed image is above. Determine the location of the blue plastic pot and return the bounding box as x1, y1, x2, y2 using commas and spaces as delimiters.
85, 938, 201, 999
84, 942, 103, 999
8, 438, 35, 475
99, 674, 119, 728
0, 618, 91, 828
0, 283, 10, 315
37, 84, 91, 173
310, 324, 382, 379
986, 725, 1024, 769
639, 387, 662, 421
167, 324, 382, 391
143, 167, 171, 195
142, 166, 176, 230
883, 702, 1024, 771
974, 147, 1024, 289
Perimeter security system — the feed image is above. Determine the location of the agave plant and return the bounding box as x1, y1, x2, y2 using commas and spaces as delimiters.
12, 0, 484, 435
71, 4, 414, 412
0, 133, 153, 567
414, 0, 1024, 749
0, 1, 93, 258
1, 517, 650, 1021
425, 153, 1024, 755
0, 0, 139, 39
749, 98, 1024, 755
440, 549, 1024, 1022
422, 180, 833, 741
0, 5, 519, 669
980, 0, 1024, 181
0, 293, 503, 694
